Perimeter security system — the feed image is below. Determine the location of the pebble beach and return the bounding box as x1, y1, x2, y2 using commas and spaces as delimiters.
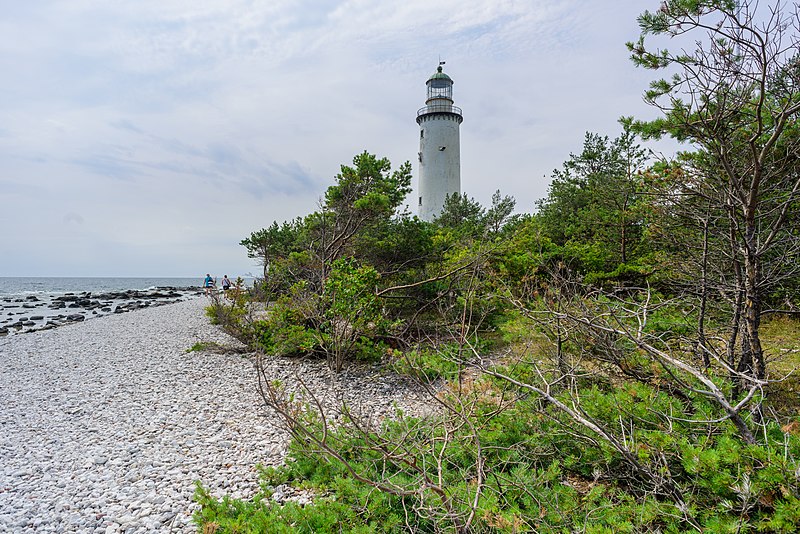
0, 297, 429, 533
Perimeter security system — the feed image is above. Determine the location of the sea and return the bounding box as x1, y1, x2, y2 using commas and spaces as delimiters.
0, 277, 203, 298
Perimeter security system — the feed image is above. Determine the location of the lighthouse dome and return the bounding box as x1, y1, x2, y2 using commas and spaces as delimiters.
427, 66, 453, 83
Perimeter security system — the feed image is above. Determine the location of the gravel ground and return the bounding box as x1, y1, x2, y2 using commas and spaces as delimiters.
0, 298, 429, 533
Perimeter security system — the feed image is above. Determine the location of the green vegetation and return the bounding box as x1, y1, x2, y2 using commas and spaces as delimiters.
199, 2, 800, 532
186, 341, 215, 353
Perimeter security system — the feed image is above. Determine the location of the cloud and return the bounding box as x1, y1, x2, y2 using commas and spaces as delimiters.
68, 122, 321, 197
71, 153, 144, 182
109, 119, 144, 134
63, 212, 85, 224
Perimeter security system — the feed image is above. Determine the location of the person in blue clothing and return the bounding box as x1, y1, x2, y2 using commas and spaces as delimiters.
203, 274, 215, 296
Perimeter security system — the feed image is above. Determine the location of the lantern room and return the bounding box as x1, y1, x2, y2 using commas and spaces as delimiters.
426, 65, 453, 103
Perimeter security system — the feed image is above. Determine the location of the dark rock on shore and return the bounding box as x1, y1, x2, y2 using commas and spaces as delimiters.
0, 286, 202, 336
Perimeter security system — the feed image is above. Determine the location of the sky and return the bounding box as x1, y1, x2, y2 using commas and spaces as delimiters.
1, 0, 678, 278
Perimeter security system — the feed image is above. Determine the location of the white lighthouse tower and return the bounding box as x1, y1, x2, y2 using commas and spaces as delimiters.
416, 63, 463, 222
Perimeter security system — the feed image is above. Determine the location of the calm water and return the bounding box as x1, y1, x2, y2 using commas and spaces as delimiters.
0, 277, 203, 297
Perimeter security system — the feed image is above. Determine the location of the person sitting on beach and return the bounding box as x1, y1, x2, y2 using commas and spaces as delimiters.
203, 274, 215, 296
221, 275, 231, 292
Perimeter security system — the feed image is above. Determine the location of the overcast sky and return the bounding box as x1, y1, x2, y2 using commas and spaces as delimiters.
1, 0, 677, 278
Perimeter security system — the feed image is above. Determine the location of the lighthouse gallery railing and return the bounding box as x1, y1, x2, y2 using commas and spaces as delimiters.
417, 104, 462, 117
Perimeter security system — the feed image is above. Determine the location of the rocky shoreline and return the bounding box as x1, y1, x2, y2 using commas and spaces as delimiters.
0, 298, 430, 533
0, 287, 202, 337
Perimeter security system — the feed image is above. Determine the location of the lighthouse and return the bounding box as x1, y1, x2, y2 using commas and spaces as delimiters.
416, 64, 463, 222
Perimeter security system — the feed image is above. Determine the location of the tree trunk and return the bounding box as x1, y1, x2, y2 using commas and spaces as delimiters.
696, 207, 710, 368
743, 236, 765, 381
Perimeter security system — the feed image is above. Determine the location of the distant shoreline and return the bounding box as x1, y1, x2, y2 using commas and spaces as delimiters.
0, 286, 203, 337
0, 277, 205, 296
